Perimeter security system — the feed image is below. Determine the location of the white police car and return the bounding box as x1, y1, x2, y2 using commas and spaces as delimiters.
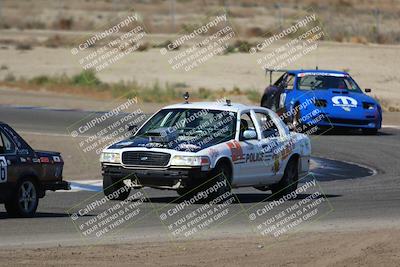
100, 99, 311, 200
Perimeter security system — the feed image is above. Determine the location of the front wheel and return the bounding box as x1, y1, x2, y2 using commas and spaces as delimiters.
189, 163, 232, 201
270, 158, 299, 198
5, 177, 39, 217
103, 175, 131, 201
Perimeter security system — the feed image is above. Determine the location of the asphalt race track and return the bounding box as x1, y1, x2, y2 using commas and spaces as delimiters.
0, 106, 399, 248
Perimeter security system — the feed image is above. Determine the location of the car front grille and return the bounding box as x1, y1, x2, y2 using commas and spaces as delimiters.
122, 151, 171, 167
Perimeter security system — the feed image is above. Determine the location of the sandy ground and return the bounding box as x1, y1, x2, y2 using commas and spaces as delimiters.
0, 228, 399, 267
0, 40, 399, 109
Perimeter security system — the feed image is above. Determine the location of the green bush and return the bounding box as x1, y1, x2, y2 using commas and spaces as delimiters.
245, 89, 261, 103
71, 70, 101, 86
30, 75, 50, 85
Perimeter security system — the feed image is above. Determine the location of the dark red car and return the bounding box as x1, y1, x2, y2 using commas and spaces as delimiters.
0, 122, 69, 217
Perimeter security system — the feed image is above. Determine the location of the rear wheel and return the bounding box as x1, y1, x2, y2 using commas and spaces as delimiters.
270, 158, 299, 198
5, 177, 39, 217
103, 175, 131, 201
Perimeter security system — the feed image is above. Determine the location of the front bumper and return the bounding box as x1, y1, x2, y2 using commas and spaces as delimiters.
102, 165, 210, 189
316, 117, 379, 129
302, 111, 381, 129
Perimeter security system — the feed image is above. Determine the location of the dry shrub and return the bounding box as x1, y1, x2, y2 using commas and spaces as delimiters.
246, 26, 264, 37
15, 43, 32, 50
349, 36, 368, 44
137, 42, 150, 51
53, 18, 73, 30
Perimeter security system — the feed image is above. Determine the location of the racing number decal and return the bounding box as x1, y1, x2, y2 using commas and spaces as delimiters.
332, 96, 357, 111
227, 140, 244, 163
0, 156, 7, 183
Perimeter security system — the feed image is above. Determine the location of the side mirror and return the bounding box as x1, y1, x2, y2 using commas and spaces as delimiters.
365, 88, 372, 93
243, 129, 257, 140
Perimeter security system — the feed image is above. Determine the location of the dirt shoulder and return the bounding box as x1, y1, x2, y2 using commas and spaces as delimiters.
1, 228, 399, 267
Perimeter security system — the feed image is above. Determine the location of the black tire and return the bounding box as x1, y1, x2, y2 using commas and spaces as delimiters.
270, 158, 299, 198
209, 163, 232, 197
5, 177, 39, 217
103, 175, 131, 201
362, 128, 378, 135
190, 163, 232, 202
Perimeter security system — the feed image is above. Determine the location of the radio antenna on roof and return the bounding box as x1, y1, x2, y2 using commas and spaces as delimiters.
183, 92, 189, 104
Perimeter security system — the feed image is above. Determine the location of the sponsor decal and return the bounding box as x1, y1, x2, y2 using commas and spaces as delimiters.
280, 143, 294, 160
297, 72, 347, 77
273, 155, 280, 173
227, 140, 244, 163
40, 157, 50, 163
0, 156, 7, 183
177, 143, 201, 151
245, 152, 265, 163
32, 158, 40, 163
53, 156, 61, 162
20, 157, 27, 163
331, 96, 358, 112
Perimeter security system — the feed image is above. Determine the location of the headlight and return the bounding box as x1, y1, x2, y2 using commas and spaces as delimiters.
170, 156, 210, 168
363, 102, 375, 110
100, 152, 121, 163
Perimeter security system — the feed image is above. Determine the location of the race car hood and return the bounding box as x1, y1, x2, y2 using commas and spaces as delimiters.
304, 88, 380, 119
310, 88, 377, 104
108, 135, 222, 153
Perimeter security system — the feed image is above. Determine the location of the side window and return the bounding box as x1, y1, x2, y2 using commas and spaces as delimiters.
0, 130, 16, 154
298, 75, 318, 90
285, 74, 295, 90
255, 112, 280, 138
273, 74, 285, 86
239, 113, 257, 140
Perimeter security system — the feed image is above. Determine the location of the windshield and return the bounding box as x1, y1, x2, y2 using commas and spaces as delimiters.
136, 108, 237, 145
297, 74, 362, 92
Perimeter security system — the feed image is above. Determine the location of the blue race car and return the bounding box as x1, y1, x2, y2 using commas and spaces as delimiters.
260, 69, 382, 135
